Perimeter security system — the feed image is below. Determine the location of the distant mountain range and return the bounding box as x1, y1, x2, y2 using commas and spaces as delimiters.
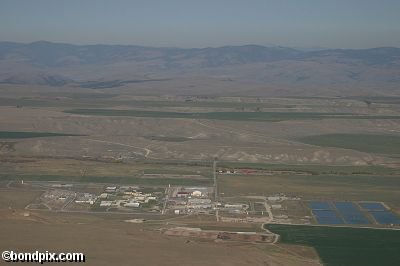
1, 41, 400, 96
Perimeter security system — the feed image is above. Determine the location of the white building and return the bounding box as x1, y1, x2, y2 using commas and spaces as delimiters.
124, 202, 140, 208
100, 201, 113, 207
99, 193, 108, 199
191, 190, 202, 197
105, 186, 117, 193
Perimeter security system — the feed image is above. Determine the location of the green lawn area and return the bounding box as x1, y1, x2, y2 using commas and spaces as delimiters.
64, 109, 400, 122
0, 131, 79, 139
266, 224, 400, 266
298, 134, 400, 155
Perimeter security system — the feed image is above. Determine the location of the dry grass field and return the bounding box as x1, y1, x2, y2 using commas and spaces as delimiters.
0, 189, 43, 210
1, 87, 400, 204
1, 88, 400, 167
1, 86, 400, 265
0, 194, 320, 266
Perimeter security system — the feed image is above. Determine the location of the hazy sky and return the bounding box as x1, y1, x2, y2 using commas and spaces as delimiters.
1, 0, 400, 48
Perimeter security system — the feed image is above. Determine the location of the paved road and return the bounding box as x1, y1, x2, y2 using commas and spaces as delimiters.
162, 186, 170, 215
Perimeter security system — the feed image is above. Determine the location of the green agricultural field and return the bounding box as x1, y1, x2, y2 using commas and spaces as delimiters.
143, 135, 191, 142
352, 96, 400, 105
219, 174, 400, 205
114, 99, 287, 109
136, 159, 398, 175
64, 109, 400, 122
0, 97, 51, 107
299, 134, 400, 155
0, 174, 212, 186
0, 131, 79, 139
142, 169, 204, 175
266, 224, 400, 266
217, 161, 397, 175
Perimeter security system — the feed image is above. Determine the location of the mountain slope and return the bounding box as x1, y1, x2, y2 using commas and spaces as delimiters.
0, 41, 399, 96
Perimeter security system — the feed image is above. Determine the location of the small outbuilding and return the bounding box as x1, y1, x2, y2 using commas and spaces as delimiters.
191, 190, 202, 197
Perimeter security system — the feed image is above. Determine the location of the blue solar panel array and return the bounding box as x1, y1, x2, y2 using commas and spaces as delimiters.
369, 211, 400, 225
308, 201, 400, 225
334, 202, 370, 225
309, 201, 344, 225
359, 202, 386, 211
359, 202, 400, 225
312, 210, 344, 224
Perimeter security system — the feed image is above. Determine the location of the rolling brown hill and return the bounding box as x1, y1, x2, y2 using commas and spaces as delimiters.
0, 41, 399, 96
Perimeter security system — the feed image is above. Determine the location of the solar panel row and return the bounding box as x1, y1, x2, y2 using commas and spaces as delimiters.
308, 201, 400, 225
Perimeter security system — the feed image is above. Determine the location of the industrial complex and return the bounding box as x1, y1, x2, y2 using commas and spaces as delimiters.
22, 173, 400, 228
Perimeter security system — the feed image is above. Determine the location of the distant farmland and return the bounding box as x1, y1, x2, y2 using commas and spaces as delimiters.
65, 109, 400, 122
266, 224, 400, 266
298, 134, 400, 155
0, 131, 79, 139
